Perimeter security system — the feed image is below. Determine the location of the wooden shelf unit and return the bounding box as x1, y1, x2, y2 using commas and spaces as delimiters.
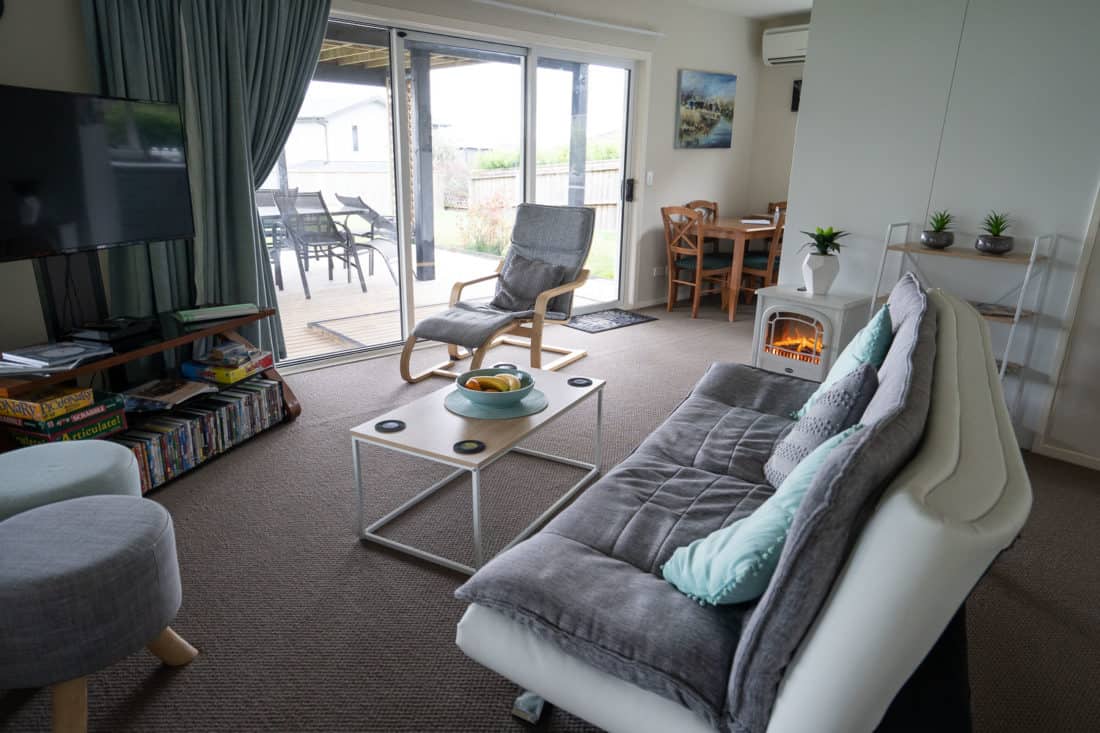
873, 223, 1056, 424
0, 308, 300, 415
885, 243, 1047, 264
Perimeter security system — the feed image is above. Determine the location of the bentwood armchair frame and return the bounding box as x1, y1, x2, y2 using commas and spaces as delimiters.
398, 264, 590, 382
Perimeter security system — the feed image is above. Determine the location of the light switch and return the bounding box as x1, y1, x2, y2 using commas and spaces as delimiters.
645, 171, 654, 186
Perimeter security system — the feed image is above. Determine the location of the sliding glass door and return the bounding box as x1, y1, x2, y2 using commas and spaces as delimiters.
259, 21, 403, 360
398, 35, 527, 321
260, 19, 634, 363
534, 56, 630, 307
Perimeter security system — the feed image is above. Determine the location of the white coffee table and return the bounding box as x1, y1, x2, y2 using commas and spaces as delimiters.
350, 368, 604, 575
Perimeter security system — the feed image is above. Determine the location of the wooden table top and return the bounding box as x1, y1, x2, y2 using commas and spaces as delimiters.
350, 368, 604, 469
703, 216, 778, 238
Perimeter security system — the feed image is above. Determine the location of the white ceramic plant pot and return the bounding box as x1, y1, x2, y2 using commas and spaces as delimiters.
802, 252, 839, 295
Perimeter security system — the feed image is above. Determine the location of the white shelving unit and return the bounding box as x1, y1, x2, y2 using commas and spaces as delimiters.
871, 221, 1055, 418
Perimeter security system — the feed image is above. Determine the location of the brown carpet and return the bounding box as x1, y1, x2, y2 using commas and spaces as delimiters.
1, 303, 1097, 732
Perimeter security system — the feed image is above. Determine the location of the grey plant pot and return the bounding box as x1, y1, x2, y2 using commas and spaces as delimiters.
920, 230, 954, 249
975, 234, 1014, 255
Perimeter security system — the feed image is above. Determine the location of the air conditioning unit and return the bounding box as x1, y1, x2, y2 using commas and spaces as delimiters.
763, 24, 808, 66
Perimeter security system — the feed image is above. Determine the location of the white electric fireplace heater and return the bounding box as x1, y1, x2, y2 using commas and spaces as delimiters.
751, 286, 872, 382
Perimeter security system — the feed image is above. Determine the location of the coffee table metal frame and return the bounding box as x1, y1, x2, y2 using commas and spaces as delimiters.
352, 386, 603, 575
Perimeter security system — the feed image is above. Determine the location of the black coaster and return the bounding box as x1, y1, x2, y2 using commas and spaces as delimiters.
567, 377, 593, 387
375, 419, 406, 433
454, 439, 486, 454
492, 362, 518, 370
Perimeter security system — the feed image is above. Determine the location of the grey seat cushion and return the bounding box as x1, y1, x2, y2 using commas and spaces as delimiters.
763, 363, 878, 488
411, 301, 568, 350
457, 448, 771, 727
0, 495, 181, 688
726, 272, 937, 733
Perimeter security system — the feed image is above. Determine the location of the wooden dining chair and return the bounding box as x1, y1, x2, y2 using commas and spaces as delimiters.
662, 206, 731, 318
739, 211, 785, 302
686, 199, 721, 253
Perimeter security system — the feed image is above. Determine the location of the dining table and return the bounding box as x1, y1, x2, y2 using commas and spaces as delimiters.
701, 216, 778, 321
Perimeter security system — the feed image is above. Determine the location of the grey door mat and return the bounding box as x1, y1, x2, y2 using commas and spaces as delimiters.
565, 308, 657, 333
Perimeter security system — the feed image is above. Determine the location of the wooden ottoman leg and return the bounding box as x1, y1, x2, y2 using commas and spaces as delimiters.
51, 676, 87, 733
147, 627, 199, 667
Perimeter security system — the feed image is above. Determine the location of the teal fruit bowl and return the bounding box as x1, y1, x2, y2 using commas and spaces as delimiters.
455, 368, 534, 407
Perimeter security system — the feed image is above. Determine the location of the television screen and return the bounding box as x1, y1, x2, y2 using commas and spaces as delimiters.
0, 84, 195, 262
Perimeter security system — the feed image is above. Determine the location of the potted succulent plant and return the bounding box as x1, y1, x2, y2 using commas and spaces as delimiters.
921, 210, 954, 249
975, 211, 1013, 255
799, 226, 848, 295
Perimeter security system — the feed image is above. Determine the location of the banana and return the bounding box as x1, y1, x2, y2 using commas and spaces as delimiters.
475, 375, 511, 392
498, 373, 522, 391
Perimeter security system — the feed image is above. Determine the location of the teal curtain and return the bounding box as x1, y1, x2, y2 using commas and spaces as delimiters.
84, 0, 194, 321
84, 0, 331, 357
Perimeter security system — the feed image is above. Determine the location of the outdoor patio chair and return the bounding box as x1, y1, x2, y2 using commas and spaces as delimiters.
334, 193, 400, 285
399, 203, 595, 383
274, 191, 367, 299
256, 188, 296, 290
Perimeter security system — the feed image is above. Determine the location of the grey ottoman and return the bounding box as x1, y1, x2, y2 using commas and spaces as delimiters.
0, 440, 142, 521
0, 495, 197, 732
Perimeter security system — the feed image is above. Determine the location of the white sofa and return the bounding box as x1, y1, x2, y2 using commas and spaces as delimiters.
456, 288, 1032, 732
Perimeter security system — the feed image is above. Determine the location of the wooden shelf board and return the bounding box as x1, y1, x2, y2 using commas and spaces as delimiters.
888, 243, 1045, 264
0, 309, 277, 398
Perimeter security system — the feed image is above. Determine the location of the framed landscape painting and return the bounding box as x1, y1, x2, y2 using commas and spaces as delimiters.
675, 69, 737, 149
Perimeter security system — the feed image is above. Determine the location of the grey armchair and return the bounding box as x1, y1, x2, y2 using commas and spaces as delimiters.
399, 203, 595, 383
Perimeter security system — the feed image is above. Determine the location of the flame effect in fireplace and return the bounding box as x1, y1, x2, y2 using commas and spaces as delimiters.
765, 316, 823, 365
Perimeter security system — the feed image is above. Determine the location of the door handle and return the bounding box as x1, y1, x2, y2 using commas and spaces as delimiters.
622, 178, 635, 202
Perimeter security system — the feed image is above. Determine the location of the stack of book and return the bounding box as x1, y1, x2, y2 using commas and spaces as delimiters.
0, 387, 127, 447
110, 377, 284, 493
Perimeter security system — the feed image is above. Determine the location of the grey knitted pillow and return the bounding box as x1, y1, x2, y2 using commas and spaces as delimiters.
490, 249, 571, 312
764, 363, 878, 488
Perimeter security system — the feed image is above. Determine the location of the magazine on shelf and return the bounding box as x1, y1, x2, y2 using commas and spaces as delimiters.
124, 378, 218, 411
2, 341, 113, 368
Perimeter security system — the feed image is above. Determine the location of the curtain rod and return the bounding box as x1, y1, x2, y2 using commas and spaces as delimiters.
470, 0, 664, 37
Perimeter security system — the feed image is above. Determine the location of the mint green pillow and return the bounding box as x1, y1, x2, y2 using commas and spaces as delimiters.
662, 425, 863, 605
795, 305, 892, 418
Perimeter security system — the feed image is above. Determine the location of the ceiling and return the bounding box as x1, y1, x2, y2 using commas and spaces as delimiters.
680, 0, 812, 20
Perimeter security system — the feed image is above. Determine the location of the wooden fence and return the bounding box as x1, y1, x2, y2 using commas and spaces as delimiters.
467, 160, 623, 233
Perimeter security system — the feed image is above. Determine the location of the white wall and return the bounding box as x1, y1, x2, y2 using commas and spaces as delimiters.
335, 0, 765, 306
0, 0, 93, 348
747, 13, 810, 212
783, 0, 1100, 445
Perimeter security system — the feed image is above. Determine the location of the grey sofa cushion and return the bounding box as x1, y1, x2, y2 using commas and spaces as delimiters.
726, 273, 937, 733
455, 376, 805, 727
763, 363, 878, 488
692, 362, 820, 418
634, 396, 794, 485
490, 248, 571, 311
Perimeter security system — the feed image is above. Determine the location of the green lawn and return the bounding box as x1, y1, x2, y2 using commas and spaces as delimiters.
434, 209, 618, 280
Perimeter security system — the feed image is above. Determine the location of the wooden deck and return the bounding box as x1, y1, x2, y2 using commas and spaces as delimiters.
271, 249, 617, 361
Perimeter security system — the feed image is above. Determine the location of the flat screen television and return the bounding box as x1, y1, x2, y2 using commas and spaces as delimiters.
0, 84, 195, 263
